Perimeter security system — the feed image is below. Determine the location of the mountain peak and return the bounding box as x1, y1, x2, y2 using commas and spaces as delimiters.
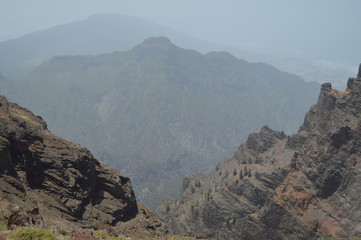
347, 76, 361, 91
131, 37, 177, 57
142, 36, 172, 45
346, 66, 361, 91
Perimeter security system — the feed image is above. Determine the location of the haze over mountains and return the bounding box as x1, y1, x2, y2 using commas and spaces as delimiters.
0, 2, 360, 239
0, 13, 354, 88
1, 36, 319, 208
0, 13, 214, 78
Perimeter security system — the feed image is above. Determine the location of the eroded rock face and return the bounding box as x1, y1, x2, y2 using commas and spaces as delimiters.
158, 66, 361, 239
245, 126, 286, 155
158, 123, 302, 239
0, 96, 164, 237
277, 75, 361, 238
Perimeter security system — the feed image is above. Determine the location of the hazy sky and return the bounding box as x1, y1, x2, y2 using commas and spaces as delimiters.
1, 0, 360, 64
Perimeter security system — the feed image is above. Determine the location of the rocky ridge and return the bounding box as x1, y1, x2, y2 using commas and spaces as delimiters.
158, 66, 361, 239
0, 95, 165, 238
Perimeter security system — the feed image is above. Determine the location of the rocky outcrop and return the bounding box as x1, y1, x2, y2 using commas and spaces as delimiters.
244, 126, 286, 155
158, 66, 361, 239
158, 124, 298, 239
358, 63, 361, 78
0, 96, 164, 238
274, 72, 361, 238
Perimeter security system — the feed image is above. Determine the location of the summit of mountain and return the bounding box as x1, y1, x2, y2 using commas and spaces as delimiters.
0, 13, 354, 89
0, 13, 215, 78
158, 66, 361, 239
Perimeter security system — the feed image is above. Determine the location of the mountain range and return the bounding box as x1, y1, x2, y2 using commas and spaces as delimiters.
0, 13, 354, 88
1, 63, 360, 240
0, 12, 359, 238
0, 13, 216, 78
3, 37, 320, 208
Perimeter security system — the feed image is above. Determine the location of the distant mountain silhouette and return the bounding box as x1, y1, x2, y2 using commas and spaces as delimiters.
14, 37, 319, 208
0, 13, 353, 88
0, 13, 215, 78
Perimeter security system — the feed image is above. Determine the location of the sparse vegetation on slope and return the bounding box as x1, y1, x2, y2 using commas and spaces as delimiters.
159, 67, 361, 239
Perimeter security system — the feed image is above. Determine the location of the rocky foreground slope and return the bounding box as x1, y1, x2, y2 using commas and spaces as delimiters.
158, 66, 361, 239
0, 95, 166, 239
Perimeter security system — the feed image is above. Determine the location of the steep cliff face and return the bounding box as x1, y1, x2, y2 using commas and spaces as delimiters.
158, 66, 361, 239
275, 71, 361, 238
0, 96, 164, 238
158, 126, 315, 239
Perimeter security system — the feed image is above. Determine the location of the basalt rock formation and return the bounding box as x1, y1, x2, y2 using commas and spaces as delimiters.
158, 66, 361, 239
0, 96, 164, 238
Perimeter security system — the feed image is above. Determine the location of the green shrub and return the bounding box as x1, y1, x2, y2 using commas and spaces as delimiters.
58, 229, 67, 236
239, 169, 244, 179
9, 228, 56, 240
92, 230, 125, 240
195, 180, 201, 187
222, 171, 228, 180
255, 156, 263, 164
92, 229, 107, 238
0, 224, 6, 232
204, 188, 213, 201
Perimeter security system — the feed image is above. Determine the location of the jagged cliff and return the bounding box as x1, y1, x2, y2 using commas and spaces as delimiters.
0, 96, 164, 238
158, 65, 361, 239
